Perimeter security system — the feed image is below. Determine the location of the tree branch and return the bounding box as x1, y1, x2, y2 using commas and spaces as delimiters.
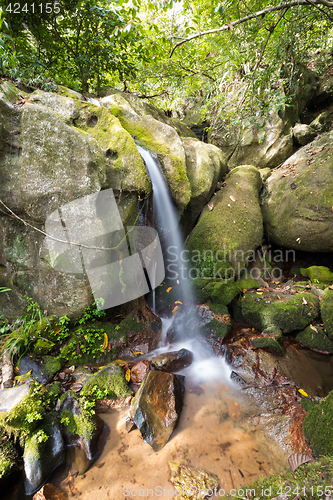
169, 0, 333, 57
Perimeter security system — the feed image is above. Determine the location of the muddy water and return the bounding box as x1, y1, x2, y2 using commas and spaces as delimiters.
57, 381, 287, 500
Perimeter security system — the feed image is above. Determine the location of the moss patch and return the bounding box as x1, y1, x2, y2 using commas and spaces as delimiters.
302, 391, 333, 456
80, 362, 132, 400
0, 439, 20, 481
296, 325, 333, 353
250, 336, 283, 354
300, 266, 333, 284
321, 288, 333, 340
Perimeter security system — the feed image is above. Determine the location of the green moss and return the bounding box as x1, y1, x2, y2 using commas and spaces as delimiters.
43, 356, 62, 377
302, 391, 333, 456
219, 457, 333, 500
202, 318, 231, 338
235, 276, 260, 292
80, 363, 132, 399
321, 288, 333, 340
74, 102, 150, 193
33, 338, 55, 357
207, 303, 229, 314
300, 266, 333, 284
0, 440, 20, 481
296, 325, 333, 353
0, 383, 47, 444
205, 280, 240, 305
239, 291, 319, 334
250, 336, 283, 353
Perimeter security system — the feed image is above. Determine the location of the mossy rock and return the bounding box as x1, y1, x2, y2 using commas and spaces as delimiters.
250, 336, 283, 354
202, 317, 231, 339
33, 338, 55, 357
43, 356, 62, 377
23, 411, 65, 495
296, 325, 333, 353
302, 391, 333, 456
74, 102, 150, 193
239, 291, 319, 334
101, 94, 191, 209
262, 130, 333, 252
80, 362, 132, 400
60, 391, 96, 441
187, 165, 263, 276
235, 276, 260, 292
0, 439, 20, 486
28, 90, 80, 125
0, 384, 47, 443
191, 277, 240, 305
321, 288, 333, 340
300, 266, 333, 284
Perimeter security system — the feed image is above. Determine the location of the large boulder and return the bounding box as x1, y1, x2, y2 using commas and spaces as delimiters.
181, 137, 228, 231
321, 288, 333, 340
128, 370, 185, 451
101, 94, 191, 209
262, 131, 333, 252
187, 165, 263, 279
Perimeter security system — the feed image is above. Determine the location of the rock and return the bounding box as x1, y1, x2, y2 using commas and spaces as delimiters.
73, 102, 149, 193
101, 94, 191, 208
310, 111, 331, 134
168, 460, 219, 499
292, 123, 316, 146
0, 439, 20, 488
283, 63, 319, 124
128, 370, 185, 451
28, 90, 80, 125
187, 165, 263, 279
23, 412, 65, 495
181, 137, 228, 231
130, 360, 150, 384
60, 392, 105, 474
0, 382, 32, 413
201, 303, 232, 339
80, 362, 132, 399
309, 64, 333, 106
18, 356, 62, 385
1, 349, 13, 389
57, 85, 84, 101
150, 348, 193, 372
296, 325, 333, 353
33, 483, 68, 500
300, 266, 333, 284
321, 288, 333, 340
262, 131, 333, 252
237, 290, 319, 338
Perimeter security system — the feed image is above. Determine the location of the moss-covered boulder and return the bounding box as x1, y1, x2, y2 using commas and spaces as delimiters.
18, 356, 62, 385
262, 131, 333, 252
187, 165, 263, 279
23, 412, 65, 495
0, 439, 20, 487
310, 110, 331, 134
292, 123, 316, 146
300, 266, 333, 284
74, 102, 149, 193
181, 137, 228, 231
302, 391, 333, 456
296, 325, 333, 353
237, 290, 319, 336
321, 288, 333, 340
80, 362, 132, 399
250, 335, 283, 354
101, 94, 191, 208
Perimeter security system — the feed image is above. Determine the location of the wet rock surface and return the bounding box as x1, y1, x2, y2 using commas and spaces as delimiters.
149, 348, 193, 372
128, 370, 185, 451
19, 356, 62, 385
33, 483, 69, 500
0, 382, 32, 413
168, 460, 220, 500
130, 360, 150, 384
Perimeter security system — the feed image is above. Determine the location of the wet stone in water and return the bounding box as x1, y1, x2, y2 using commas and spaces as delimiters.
169, 460, 219, 499
149, 348, 193, 372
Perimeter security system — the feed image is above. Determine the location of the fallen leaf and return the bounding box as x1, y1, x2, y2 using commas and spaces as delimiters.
230, 195, 236, 202
125, 368, 131, 382
166, 287, 172, 293
309, 324, 318, 333
95, 462, 105, 468
102, 332, 108, 351
132, 351, 144, 355
302, 297, 307, 305
298, 388, 309, 397
172, 305, 180, 315
174, 301, 183, 305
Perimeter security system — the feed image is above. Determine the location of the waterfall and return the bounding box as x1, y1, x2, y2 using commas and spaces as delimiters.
138, 145, 231, 384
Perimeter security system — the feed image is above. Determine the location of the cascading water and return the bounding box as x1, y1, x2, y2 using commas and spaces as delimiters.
137, 145, 231, 384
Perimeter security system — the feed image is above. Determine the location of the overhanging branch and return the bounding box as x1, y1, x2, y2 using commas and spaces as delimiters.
169, 0, 333, 57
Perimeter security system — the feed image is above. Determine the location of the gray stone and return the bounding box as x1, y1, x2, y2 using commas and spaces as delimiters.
292, 123, 316, 145
0, 382, 32, 413
310, 111, 331, 134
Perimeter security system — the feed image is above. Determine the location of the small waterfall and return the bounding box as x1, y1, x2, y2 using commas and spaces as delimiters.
138, 145, 231, 384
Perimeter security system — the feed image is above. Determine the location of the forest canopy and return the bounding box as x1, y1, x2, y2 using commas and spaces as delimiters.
0, 0, 332, 119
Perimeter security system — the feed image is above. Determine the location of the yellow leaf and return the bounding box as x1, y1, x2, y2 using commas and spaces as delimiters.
125, 368, 131, 382
132, 351, 144, 355
298, 389, 309, 397
166, 287, 172, 293
98, 365, 106, 370
257, 292, 263, 295
172, 305, 179, 315
114, 360, 127, 366
174, 301, 183, 305
102, 332, 108, 351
